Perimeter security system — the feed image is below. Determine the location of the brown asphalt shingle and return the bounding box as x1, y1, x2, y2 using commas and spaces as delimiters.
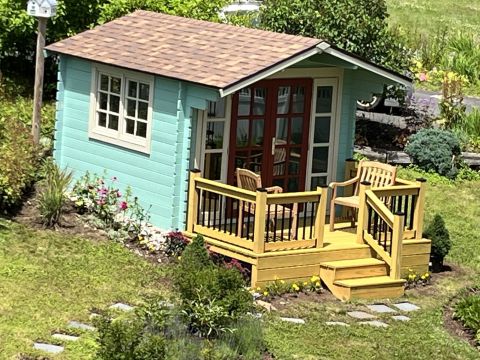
45, 10, 322, 89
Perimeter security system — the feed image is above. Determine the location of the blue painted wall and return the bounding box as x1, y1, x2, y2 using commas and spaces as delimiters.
54, 55, 217, 229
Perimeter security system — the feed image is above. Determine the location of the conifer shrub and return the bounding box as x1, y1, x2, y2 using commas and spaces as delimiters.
405, 128, 462, 178
423, 214, 452, 272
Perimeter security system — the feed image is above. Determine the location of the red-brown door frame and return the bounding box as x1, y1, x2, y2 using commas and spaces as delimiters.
227, 78, 313, 191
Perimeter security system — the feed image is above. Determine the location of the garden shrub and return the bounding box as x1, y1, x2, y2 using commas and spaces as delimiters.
219, 317, 265, 360
423, 214, 451, 272
405, 128, 462, 178
164, 231, 189, 257
38, 159, 73, 227
454, 293, 480, 342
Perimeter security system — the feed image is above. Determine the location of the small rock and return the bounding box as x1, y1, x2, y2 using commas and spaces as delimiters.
109, 303, 134, 311
279, 301, 287, 305
255, 300, 277, 312
280, 317, 305, 324
33, 342, 64, 354
68, 321, 96, 331
325, 321, 349, 327
347, 311, 377, 320
392, 315, 411, 321
89, 313, 101, 320
52, 333, 80, 342
359, 320, 389, 328
366, 304, 396, 313
393, 302, 420, 312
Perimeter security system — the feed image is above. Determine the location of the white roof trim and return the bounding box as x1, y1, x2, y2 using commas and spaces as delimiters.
317, 42, 411, 87
219, 47, 321, 97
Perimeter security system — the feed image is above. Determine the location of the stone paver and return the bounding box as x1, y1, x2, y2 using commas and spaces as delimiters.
68, 320, 96, 331
280, 317, 305, 324
347, 311, 377, 320
392, 315, 411, 322
366, 304, 396, 313
326, 321, 349, 327
393, 302, 420, 312
52, 333, 80, 341
359, 320, 389, 328
109, 303, 134, 311
33, 342, 64, 354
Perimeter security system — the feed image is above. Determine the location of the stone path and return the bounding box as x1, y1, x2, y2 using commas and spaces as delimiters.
32, 302, 135, 355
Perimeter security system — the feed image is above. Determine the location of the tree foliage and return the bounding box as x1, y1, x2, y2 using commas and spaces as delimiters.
259, 0, 410, 72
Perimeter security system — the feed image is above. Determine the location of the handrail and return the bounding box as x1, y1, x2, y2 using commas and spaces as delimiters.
194, 177, 256, 202
266, 191, 321, 205
365, 190, 394, 226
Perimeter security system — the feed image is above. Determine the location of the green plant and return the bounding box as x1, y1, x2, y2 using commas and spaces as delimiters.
257, 276, 322, 300
405, 268, 431, 289
164, 231, 189, 257
219, 317, 265, 360
454, 292, 480, 342
423, 214, 451, 272
405, 128, 462, 178
38, 160, 73, 227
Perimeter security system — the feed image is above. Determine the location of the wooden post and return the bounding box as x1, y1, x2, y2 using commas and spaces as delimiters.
413, 178, 427, 239
186, 169, 201, 233
253, 188, 267, 254
390, 212, 405, 280
32, 17, 48, 145
356, 181, 371, 244
314, 186, 329, 248
342, 159, 358, 217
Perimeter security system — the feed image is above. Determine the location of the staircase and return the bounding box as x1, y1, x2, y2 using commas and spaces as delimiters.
320, 257, 405, 301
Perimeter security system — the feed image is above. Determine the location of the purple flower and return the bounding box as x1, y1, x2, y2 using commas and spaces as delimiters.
119, 201, 128, 210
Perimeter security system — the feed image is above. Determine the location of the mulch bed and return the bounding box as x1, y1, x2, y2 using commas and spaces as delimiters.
268, 290, 336, 311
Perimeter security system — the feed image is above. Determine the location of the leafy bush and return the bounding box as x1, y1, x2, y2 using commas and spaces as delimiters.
423, 214, 451, 272
38, 160, 73, 227
219, 317, 265, 360
174, 235, 253, 338
454, 292, 480, 342
455, 108, 480, 151
164, 231, 189, 257
0, 119, 39, 212
405, 128, 462, 178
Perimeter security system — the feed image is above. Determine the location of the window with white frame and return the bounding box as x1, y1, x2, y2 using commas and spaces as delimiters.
89, 65, 154, 153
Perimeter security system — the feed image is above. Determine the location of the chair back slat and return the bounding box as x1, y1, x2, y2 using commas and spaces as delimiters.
354, 161, 396, 195
237, 168, 262, 192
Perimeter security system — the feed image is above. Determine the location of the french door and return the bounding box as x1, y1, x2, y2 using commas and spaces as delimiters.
228, 79, 313, 192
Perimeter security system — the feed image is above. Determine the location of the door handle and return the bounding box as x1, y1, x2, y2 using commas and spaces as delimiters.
272, 137, 276, 156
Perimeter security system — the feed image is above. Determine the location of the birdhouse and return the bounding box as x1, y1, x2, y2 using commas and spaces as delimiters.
27, 0, 57, 18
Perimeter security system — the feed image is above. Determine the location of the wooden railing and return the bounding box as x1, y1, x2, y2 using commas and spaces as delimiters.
186, 170, 329, 254
356, 178, 427, 279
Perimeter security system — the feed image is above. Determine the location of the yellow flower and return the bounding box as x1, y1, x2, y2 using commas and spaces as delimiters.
177, 256, 181, 260
280, 280, 285, 284
263, 291, 269, 296
292, 283, 300, 291
310, 275, 320, 283
256, 287, 261, 291
303, 282, 308, 286
315, 281, 321, 287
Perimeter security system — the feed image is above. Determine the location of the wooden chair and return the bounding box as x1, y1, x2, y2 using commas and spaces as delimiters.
328, 160, 397, 231
236, 168, 297, 239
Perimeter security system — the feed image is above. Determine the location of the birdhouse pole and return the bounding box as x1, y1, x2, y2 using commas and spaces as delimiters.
32, 16, 47, 145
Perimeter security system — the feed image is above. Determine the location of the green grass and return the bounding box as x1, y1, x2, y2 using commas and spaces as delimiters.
0, 220, 167, 359
387, 0, 480, 37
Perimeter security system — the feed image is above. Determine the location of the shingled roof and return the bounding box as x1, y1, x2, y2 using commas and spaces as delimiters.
46, 10, 321, 90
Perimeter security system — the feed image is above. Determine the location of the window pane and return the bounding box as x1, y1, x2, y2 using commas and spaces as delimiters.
251, 119, 264, 146
273, 146, 286, 176
127, 99, 136, 117
253, 88, 266, 115
98, 112, 107, 127
312, 147, 329, 173
207, 98, 226, 118
314, 116, 331, 143
128, 80, 137, 98
126, 119, 135, 134
108, 115, 119, 130
205, 121, 224, 149
99, 92, 108, 110
234, 151, 249, 169
136, 121, 147, 138
316, 86, 333, 113
204, 153, 223, 180
109, 95, 120, 113
277, 86, 290, 114
100, 75, 109, 91
310, 176, 327, 190
288, 148, 301, 175
236, 119, 248, 147
287, 177, 299, 192
138, 101, 148, 120
291, 117, 303, 144
110, 77, 121, 94
249, 150, 263, 173
238, 88, 250, 116
292, 86, 305, 113
275, 117, 288, 142
139, 83, 149, 100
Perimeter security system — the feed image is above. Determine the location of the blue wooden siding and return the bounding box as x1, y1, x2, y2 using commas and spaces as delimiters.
54, 55, 217, 229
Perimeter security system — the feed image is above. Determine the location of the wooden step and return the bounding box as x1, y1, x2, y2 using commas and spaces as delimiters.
333, 276, 405, 301
320, 258, 388, 280
334, 276, 405, 288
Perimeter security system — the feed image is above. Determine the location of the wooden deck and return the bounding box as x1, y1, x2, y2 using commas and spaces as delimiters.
184, 167, 431, 301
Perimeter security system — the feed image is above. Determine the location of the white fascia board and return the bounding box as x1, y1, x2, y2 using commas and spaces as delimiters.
219, 47, 321, 97
317, 42, 412, 87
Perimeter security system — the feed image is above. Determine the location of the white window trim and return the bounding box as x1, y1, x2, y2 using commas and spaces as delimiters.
89, 63, 154, 154
306, 77, 341, 191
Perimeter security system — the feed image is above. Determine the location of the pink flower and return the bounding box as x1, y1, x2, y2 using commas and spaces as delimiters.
97, 199, 105, 206
419, 72, 428, 82
117, 191, 122, 198
119, 201, 128, 210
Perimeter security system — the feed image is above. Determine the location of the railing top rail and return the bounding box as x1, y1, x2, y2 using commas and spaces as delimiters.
266, 190, 323, 205
372, 184, 420, 197
365, 190, 394, 227
394, 178, 417, 186
195, 177, 257, 202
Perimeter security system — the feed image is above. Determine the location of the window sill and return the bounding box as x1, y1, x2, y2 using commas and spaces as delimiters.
89, 130, 151, 155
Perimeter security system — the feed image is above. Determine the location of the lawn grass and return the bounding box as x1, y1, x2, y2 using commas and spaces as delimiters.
0, 220, 167, 359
